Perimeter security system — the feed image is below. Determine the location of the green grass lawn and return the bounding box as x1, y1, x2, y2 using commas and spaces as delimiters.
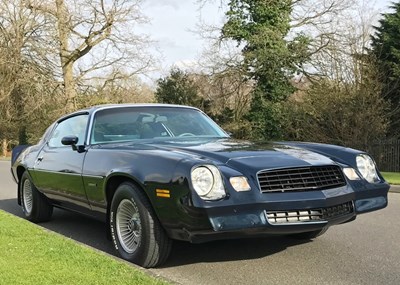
381, 172, 400, 185
0, 210, 169, 285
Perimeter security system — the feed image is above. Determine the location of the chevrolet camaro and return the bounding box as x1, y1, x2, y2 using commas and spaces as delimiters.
11, 104, 389, 267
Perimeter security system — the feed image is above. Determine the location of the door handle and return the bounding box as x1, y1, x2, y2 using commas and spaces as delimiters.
36, 156, 43, 163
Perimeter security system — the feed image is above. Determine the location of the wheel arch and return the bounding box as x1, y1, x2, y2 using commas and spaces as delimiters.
16, 166, 27, 205
104, 173, 150, 205
103, 174, 156, 233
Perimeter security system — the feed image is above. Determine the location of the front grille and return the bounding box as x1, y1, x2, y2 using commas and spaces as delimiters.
257, 165, 346, 193
266, 201, 354, 224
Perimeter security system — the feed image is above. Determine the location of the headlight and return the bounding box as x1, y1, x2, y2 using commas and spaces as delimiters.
356, 154, 380, 183
191, 165, 226, 200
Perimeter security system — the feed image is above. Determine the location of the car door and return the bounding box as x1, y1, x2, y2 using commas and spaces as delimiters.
31, 113, 90, 211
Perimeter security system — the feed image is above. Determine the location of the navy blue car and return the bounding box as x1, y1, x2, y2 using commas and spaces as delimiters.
11, 104, 389, 267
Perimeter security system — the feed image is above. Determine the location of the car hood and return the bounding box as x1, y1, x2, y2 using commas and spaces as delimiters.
144, 138, 337, 172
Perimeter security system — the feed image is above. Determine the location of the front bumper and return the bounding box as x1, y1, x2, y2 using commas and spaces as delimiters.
167, 182, 389, 243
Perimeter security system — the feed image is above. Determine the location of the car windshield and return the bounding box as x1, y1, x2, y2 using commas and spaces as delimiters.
90, 106, 229, 144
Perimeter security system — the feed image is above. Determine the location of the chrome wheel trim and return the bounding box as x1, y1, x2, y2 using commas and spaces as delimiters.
22, 179, 33, 215
116, 199, 142, 254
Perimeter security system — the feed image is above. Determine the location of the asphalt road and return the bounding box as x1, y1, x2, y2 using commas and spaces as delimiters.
1, 161, 399, 285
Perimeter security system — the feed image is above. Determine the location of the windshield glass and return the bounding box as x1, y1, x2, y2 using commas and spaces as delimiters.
90, 106, 229, 144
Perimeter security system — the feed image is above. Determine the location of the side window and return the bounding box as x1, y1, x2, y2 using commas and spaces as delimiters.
48, 115, 89, 148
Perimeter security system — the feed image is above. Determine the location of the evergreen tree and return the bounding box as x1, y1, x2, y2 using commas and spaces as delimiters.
155, 69, 203, 108
371, 1, 400, 136
222, 0, 310, 139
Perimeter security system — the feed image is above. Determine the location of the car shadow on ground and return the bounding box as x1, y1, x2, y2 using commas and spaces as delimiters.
0, 198, 312, 267
162, 236, 310, 267
0, 198, 23, 217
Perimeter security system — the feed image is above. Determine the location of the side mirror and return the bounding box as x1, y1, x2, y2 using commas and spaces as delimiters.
61, 136, 85, 152
61, 136, 79, 146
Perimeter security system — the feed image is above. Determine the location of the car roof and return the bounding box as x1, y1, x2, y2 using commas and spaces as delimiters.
57, 103, 200, 122
89, 103, 199, 112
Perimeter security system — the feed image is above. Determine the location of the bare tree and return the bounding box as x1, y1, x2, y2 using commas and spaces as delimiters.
0, 0, 52, 102
283, 1, 389, 145
77, 75, 155, 108
193, 0, 356, 116
198, 42, 252, 111
195, 0, 372, 79
25, 0, 153, 111
297, 1, 382, 82
195, 0, 388, 142
0, 0, 60, 153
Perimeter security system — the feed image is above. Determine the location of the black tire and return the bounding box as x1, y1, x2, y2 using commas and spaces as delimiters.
20, 171, 53, 223
289, 227, 328, 240
110, 182, 172, 268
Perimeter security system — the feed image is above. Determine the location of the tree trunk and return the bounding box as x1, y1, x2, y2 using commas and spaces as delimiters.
55, 0, 76, 112
1, 139, 7, 157
63, 62, 77, 111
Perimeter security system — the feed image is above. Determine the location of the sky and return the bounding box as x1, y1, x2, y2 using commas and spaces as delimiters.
139, 0, 394, 82
140, 0, 223, 80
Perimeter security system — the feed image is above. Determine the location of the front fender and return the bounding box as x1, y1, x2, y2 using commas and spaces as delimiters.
82, 147, 188, 217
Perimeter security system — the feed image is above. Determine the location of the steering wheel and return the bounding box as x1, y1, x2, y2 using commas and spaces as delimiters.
178, 133, 196, 137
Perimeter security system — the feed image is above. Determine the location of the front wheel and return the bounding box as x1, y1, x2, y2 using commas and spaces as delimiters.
110, 182, 172, 268
20, 171, 53, 223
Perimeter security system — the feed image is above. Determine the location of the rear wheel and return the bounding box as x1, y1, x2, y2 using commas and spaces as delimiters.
110, 182, 172, 268
20, 171, 53, 222
289, 228, 328, 240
